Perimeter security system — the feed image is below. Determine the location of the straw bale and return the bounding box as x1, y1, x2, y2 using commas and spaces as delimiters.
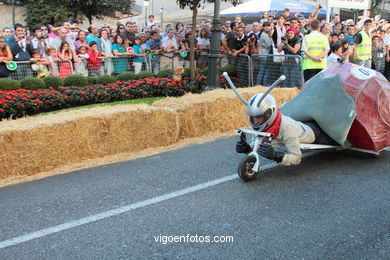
0, 104, 180, 179
0, 86, 298, 184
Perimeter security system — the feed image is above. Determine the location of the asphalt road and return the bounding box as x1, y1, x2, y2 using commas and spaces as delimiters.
0, 136, 389, 260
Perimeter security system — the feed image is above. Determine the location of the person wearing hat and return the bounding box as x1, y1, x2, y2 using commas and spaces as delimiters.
277, 28, 303, 88
301, 19, 330, 81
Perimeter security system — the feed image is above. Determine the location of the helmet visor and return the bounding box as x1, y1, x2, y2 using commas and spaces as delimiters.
250, 115, 266, 125
249, 108, 273, 130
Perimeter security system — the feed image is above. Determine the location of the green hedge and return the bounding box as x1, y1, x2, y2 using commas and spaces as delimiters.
200, 66, 208, 76
156, 69, 174, 78
20, 77, 46, 90
43, 76, 63, 89
135, 71, 154, 79
0, 78, 21, 90
182, 67, 202, 78
96, 75, 117, 85
117, 72, 137, 82
221, 64, 236, 76
63, 75, 88, 87
86, 76, 97, 85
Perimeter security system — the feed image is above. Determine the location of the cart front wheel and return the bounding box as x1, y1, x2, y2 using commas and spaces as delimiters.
237, 156, 259, 181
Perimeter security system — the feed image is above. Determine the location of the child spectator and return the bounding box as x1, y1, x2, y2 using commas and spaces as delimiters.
75, 45, 89, 76
0, 36, 13, 78
372, 35, 386, 73
47, 47, 59, 76
327, 42, 344, 67
132, 36, 145, 74
330, 33, 340, 46
30, 48, 51, 78
58, 41, 74, 78
87, 41, 102, 76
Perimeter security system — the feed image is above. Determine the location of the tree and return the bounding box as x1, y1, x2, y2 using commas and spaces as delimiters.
49, 0, 135, 24
25, 0, 72, 27
176, 0, 239, 78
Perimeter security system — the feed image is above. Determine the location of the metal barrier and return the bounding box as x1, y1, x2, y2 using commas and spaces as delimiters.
7, 61, 34, 80
3, 53, 305, 87
54, 60, 74, 79
251, 54, 304, 88
6, 59, 74, 80
223, 53, 252, 87
372, 54, 385, 74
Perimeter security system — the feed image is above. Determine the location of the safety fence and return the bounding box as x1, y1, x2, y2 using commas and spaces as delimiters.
251, 54, 304, 88
3, 53, 305, 88
372, 54, 385, 74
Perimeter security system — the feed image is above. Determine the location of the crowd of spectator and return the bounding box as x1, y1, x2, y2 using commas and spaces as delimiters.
0, 7, 389, 86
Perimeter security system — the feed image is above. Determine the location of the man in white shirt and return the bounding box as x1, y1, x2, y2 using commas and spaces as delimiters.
48, 27, 76, 56
147, 15, 155, 27
251, 22, 262, 40
161, 29, 178, 69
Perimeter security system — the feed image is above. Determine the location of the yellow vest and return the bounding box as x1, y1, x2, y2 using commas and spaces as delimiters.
356, 31, 372, 61
302, 32, 328, 70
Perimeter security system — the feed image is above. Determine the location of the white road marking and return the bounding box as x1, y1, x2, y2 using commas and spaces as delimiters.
0, 163, 277, 249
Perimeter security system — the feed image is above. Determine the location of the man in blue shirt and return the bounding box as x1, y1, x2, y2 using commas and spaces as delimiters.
86, 25, 101, 51
146, 31, 162, 74
344, 25, 355, 46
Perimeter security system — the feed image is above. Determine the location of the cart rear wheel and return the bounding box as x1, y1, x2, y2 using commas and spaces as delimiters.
237, 156, 259, 181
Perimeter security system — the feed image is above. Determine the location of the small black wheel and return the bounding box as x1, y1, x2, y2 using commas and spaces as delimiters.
237, 156, 259, 181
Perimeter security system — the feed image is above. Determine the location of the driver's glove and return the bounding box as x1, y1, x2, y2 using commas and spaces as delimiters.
259, 143, 284, 163
236, 133, 251, 154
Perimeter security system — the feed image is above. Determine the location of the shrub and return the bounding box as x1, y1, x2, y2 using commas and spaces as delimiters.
156, 69, 174, 78
96, 75, 117, 85
117, 72, 136, 82
86, 76, 97, 85
43, 76, 63, 89
182, 67, 202, 78
0, 78, 21, 90
200, 66, 208, 76
63, 74, 88, 87
20, 77, 46, 90
134, 71, 154, 79
221, 64, 236, 76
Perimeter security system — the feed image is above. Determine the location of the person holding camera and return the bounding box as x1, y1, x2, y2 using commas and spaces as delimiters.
31, 25, 49, 57
8, 23, 34, 78
245, 33, 259, 55
277, 28, 303, 87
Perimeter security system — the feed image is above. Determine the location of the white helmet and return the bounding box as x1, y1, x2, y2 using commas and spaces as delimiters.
247, 92, 278, 131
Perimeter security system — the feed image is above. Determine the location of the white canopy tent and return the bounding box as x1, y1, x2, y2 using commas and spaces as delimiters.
220, 0, 272, 15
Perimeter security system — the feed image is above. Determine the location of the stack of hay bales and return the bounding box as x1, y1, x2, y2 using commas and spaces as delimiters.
0, 86, 298, 183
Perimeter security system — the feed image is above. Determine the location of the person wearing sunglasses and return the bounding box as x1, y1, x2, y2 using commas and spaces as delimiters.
116, 24, 125, 37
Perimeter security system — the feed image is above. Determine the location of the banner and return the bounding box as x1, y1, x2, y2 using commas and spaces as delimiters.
327, 0, 370, 10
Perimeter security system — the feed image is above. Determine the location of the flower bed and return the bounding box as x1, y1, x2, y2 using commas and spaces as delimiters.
0, 75, 236, 120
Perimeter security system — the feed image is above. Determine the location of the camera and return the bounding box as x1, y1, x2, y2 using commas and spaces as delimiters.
281, 36, 287, 41
17, 35, 26, 39
38, 34, 48, 39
